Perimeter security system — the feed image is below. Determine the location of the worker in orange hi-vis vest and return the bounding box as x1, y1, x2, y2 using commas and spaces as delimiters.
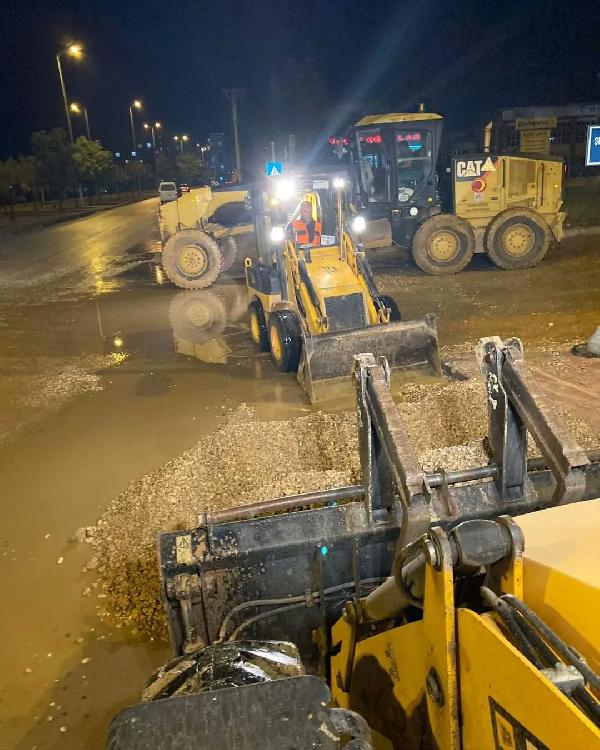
292, 201, 322, 247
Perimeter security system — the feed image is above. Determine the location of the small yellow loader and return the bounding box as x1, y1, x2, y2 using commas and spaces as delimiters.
244, 169, 441, 401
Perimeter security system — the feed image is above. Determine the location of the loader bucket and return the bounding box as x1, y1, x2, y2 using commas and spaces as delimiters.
298, 313, 441, 402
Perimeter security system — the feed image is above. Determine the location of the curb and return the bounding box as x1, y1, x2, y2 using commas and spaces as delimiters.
0, 196, 156, 237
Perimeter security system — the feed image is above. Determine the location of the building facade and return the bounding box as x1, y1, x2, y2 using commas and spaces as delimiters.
493, 103, 600, 176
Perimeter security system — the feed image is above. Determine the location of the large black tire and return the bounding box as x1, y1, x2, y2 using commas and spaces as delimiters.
169, 290, 227, 344
219, 236, 238, 273
267, 310, 302, 373
484, 208, 551, 270
378, 294, 401, 321
411, 214, 475, 275
248, 298, 269, 352
162, 230, 223, 289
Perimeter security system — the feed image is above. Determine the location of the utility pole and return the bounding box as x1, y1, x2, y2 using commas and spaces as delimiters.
224, 88, 243, 180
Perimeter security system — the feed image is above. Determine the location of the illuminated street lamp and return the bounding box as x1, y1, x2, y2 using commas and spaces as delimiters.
200, 145, 209, 165
173, 134, 189, 153
70, 101, 91, 139
129, 99, 142, 152
143, 121, 162, 152
56, 43, 83, 144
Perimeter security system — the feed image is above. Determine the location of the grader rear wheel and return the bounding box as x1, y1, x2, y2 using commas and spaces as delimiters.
219, 236, 238, 274
411, 214, 475, 275
484, 209, 551, 270
162, 230, 223, 289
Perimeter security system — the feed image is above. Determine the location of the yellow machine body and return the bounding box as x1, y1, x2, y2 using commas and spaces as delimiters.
330, 500, 600, 749
245, 181, 441, 401
453, 154, 566, 243
159, 186, 251, 242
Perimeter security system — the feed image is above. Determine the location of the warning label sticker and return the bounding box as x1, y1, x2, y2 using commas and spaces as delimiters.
489, 698, 549, 750
175, 534, 194, 564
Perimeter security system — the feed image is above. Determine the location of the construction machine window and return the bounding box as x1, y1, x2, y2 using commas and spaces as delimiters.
395, 129, 433, 201
356, 129, 391, 203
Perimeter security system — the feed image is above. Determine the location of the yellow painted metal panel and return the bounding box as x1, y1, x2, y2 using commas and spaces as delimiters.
356, 112, 442, 126
518, 499, 600, 673
458, 608, 600, 749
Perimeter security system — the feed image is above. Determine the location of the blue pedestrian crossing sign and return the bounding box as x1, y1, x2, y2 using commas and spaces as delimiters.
586, 125, 600, 167
266, 161, 283, 176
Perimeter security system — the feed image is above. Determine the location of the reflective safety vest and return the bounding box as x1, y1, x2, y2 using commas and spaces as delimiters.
292, 219, 322, 246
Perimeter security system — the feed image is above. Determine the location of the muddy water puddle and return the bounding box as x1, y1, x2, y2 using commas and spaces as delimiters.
0, 273, 362, 749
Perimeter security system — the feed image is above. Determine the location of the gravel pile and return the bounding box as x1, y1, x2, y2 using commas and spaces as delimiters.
89, 371, 600, 640
90, 407, 361, 638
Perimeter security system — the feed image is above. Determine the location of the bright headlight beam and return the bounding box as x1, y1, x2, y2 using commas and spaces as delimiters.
274, 179, 296, 202
333, 176, 346, 189
352, 216, 366, 234
270, 226, 285, 243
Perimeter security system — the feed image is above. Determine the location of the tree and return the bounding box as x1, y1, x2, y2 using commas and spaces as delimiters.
176, 153, 212, 185
124, 160, 152, 194
72, 137, 114, 202
0, 159, 20, 218
31, 128, 76, 205
15, 156, 40, 200
156, 152, 176, 181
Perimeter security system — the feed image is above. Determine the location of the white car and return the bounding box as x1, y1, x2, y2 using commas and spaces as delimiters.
158, 181, 177, 204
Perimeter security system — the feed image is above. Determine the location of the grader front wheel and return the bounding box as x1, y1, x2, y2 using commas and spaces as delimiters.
411, 214, 475, 275
162, 230, 223, 289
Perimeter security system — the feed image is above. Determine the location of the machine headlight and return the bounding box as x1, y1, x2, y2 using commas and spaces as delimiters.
352, 216, 366, 234
409, 206, 419, 217
270, 226, 285, 243
332, 176, 346, 190
274, 179, 296, 202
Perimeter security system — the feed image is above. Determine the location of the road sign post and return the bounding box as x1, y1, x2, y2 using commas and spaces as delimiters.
585, 125, 600, 167
266, 161, 283, 177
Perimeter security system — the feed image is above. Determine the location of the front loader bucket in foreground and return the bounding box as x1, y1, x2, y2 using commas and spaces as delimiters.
298, 313, 441, 402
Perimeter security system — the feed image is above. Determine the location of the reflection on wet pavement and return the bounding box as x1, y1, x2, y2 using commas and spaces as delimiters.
0, 239, 325, 749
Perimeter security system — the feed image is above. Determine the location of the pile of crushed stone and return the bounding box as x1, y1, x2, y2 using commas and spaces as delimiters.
90, 406, 361, 637
88, 372, 600, 639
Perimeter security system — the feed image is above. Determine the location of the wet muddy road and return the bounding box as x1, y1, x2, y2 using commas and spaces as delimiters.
0, 201, 599, 748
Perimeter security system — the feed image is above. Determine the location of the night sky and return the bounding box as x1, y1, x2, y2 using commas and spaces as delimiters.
1, 0, 599, 162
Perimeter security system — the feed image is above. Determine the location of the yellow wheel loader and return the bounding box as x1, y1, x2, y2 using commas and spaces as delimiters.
109, 338, 600, 749
158, 184, 253, 289
244, 169, 441, 401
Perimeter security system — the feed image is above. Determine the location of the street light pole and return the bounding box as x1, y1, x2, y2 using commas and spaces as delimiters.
56, 44, 83, 205
144, 123, 158, 176
56, 54, 74, 143
83, 106, 91, 139
129, 100, 142, 152
70, 102, 91, 139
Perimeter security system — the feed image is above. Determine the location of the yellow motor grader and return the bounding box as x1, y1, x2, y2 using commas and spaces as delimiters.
347, 112, 565, 274
245, 168, 441, 401
109, 337, 600, 750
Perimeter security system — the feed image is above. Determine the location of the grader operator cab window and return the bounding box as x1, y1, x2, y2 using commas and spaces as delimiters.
395, 129, 433, 201
357, 129, 390, 203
